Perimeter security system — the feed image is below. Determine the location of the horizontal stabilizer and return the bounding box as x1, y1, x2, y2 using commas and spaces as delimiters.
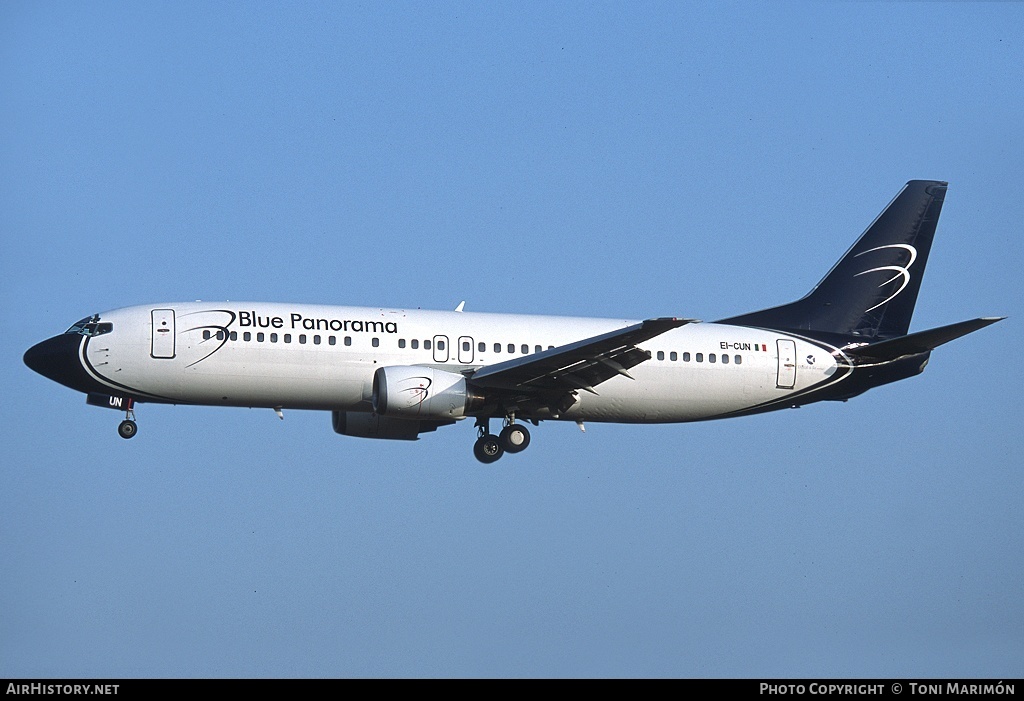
845, 317, 1004, 360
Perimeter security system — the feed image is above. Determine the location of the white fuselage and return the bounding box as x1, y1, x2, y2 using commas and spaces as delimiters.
83, 302, 845, 423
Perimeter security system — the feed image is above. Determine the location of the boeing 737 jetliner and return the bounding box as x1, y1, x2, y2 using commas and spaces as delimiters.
25, 181, 1002, 462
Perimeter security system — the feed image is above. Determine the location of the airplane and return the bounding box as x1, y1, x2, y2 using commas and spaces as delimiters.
24, 180, 1003, 463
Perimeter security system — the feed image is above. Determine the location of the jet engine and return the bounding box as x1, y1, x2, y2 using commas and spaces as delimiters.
331, 411, 453, 441
372, 366, 485, 419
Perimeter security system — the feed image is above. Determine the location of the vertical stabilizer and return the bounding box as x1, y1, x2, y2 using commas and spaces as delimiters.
721, 180, 948, 339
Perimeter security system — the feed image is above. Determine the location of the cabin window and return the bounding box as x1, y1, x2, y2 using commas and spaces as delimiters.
243, 332, 252, 342
329, 336, 336, 346
230, 331, 237, 341
657, 351, 665, 360
398, 339, 406, 349
506, 343, 513, 354
548, 345, 555, 350
424, 340, 432, 350
270, 333, 278, 343
463, 341, 471, 352
494, 343, 501, 353
722, 354, 729, 364
372, 338, 379, 348
478, 342, 486, 352
257, 332, 265, 342
437, 339, 445, 351
284, 334, 292, 343
696, 353, 703, 362
299, 334, 307, 344
314, 335, 321, 345
683, 352, 690, 362
535, 345, 542, 353
521, 344, 529, 354
709, 353, 716, 363
344, 336, 352, 346
411, 339, 418, 349
735, 354, 742, 364
670, 351, 677, 361
203, 330, 211, 340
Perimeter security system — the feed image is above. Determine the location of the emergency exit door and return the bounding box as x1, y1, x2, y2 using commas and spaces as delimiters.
432, 335, 449, 363
458, 336, 474, 364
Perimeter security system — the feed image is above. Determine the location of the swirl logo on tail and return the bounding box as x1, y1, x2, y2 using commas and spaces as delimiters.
853, 244, 917, 313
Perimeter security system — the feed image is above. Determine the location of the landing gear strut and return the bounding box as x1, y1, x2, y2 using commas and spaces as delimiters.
117, 403, 137, 439
472, 415, 532, 463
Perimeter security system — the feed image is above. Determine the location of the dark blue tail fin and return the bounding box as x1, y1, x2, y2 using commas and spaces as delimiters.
721, 180, 948, 340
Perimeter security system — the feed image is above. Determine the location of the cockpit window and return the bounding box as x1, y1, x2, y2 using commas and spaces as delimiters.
66, 316, 96, 334
65, 315, 113, 337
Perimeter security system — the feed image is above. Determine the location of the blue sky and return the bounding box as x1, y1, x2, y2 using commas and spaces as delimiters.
2, 1, 1021, 678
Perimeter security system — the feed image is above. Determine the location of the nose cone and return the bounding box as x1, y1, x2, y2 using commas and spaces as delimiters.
24, 334, 92, 392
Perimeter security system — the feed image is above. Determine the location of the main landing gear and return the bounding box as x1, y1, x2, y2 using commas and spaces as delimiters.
473, 416, 532, 464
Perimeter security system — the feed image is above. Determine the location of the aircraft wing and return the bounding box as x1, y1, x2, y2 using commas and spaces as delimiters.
469, 317, 697, 394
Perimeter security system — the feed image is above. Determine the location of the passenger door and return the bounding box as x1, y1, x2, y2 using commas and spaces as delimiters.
776, 339, 796, 389
151, 309, 176, 359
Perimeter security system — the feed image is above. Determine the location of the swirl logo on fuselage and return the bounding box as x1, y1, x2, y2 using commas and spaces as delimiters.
180, 309, 237, 367
853, 243, 917, 313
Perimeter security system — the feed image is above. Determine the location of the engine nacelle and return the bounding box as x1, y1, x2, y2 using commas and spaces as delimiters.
332, 411, 451, 441
372, 366, 483, 419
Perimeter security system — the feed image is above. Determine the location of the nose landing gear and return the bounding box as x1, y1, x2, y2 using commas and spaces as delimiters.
117, 402, 137, 439
473, 416, 532, 463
